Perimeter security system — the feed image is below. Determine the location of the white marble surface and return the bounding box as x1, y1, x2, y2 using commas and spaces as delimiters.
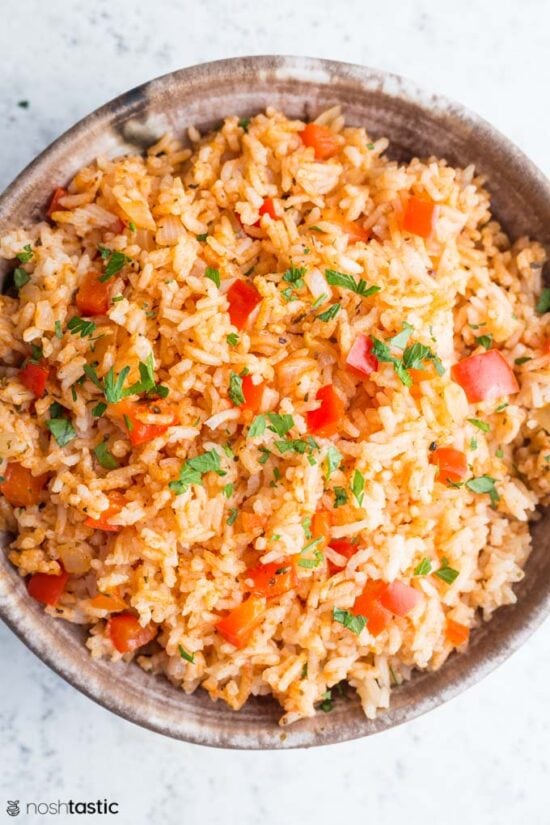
1, 1, 549, 822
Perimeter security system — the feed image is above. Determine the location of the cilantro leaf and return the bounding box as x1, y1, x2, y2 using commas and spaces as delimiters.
205, 267, 220, 288
325, 269, 380, 298
46, 417, 76, 447
178, 645, 195, 663
16, 244, 33, 264
333, 486, 348, 508
466, 475, 500, 505
536, 287, 550, 314
467, 418, 490, 432
325, 446, 342, 480
13, 268, 30, 289
388, 322, 413, 349
434, 560, 459, 584
228, 371, 245, 406
413, 558, 432, 576
332, 607, 366, 636
226, 333, 239, 346
94, 441, 119, 470
317, 303, 341, 322
169, 449, 225, 495
283, 266, 306, 288
266, 413, 294, 437
238, 117, 250, 132
98, 247, 132, 282
351, 470, 365, 506
104, 366, 131, 404
475, 334, 493, 350
227, 508, 238, 525
67, 316, 97, 338
248, 415, 266, 437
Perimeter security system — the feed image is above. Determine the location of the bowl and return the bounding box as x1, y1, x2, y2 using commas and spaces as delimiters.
0, 55, 548, 749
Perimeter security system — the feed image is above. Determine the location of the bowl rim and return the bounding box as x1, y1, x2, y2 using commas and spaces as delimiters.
0, 54, 548, 750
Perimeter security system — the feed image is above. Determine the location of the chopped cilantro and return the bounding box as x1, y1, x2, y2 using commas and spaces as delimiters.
319, 689, 333, 712
16, 244, 33, 264
388, 322, 413, 349
317, 303, 341, 322
495, 402, 508, 412
281, 286, 297, 302
13, 268, 30, 289
466, 475, 500, 505
46, 417, 76, 447
29, 343, 43, 363
311, 293, 328, 309
97, 247, 132, 282
128, 221, 137, 232
223, 483, 234, 498
238, 117, 250, 132
536, 287, 550, 314
54, 320, 63, 339
178, 645, 195, 663
94, 441, 119, 470
496, 447, 504, 458
248, 415, 266, 437
333, 486, 348, 508
283, 266, 306, 288
169, 449, 225, 495
92, 402, 107, 418
514, 356, 532, 366
67, 316, 96, 338
470, 436, 478, 450
227, 508, 238, 525
434, 559, 459, 584
351, 470, 365, 506
196, 233, 208, 242
332, 607, 366, 635
228, 371, 245, 406
325, 446, 342, 480
258, 447, 270, 465
226, 333, 239, 346
266, 413, 294, 437
205, 266, 220, 288
413, 558, 432, 576
467, 418, 490, 432
475, 334, 493, 350
325, 269, 380, 298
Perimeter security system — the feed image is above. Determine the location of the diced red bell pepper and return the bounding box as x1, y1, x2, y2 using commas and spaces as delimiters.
445, 618, 470, 647
327, 539, 358, 575
27, 565, 69, 606
0, 462, 48, 507
346, 334, 379, 378
430, 447, 468, 484
451, 350, 519, 403
253, 197, 278, 227
107, 613, 157, 653
245, 560, 297, 598
402, 195, 437, 238
112, 399, 177, 446
379, 580, 421, 617
227, 279, 262, 330
19, 361, 49, 398
353, 580, 393, 637
84, 491, 126, 532
46, 187, 68, 219
216, 596, 266, 648
307, 385, 345, 437
300, 123, 341, 160
239, 375, 265, 412
76, 271, 112, 317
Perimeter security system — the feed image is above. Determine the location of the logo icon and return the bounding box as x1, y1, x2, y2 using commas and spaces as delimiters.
6, 800, 20, 817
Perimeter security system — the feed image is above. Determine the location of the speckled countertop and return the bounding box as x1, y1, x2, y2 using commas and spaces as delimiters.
1, 1, 549, 823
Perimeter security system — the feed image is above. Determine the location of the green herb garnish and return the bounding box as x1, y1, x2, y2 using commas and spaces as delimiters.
467, 418, 490, 432
434, 559, 459, 584
178, 645, 195, 663
226, 333, 239, 346
46, 417, 76, 447
466, 475, 500, 505
16, 244, 33, 264
94, 441, 119, 470
333, 486, 348, 508
536, 287, 550, 314
228, 371, 245, 406
351, 470, 365, 506
475, 334, 493, 350
169, 449, 225, 495
332, 608, 366, 635
413, 558, 432, 576
248, 415, 266, 437
205, 266, 220, 288
98, 247, 132, 282
266, 413, 294, 437
317, 303, 341, 322
227, 508, 238, 525
67, 316, 97, 338
325, 269, 380, 298
325, 446, 342, 480
13, 268, 30, 289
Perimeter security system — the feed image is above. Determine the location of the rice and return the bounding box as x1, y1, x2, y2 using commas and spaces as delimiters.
0, 107, 548, 725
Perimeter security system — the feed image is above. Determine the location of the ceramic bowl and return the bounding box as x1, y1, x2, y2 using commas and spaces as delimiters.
0, 56, 548, 749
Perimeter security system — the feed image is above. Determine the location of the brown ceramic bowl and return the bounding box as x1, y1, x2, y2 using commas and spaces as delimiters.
0, 56, 548, 749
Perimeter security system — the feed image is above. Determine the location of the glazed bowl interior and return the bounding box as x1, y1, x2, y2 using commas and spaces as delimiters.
0, 56, 548, 749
